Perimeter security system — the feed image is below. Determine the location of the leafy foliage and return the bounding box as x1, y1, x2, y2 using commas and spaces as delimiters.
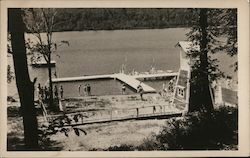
106, 106, 238, 151
152, 107, 238, 150
22, 8, 57, 108
22, 9, 70, 108
7, 34, 14, 84
186, 9, 237, 79
153, 108, 238, 150
211, 9, 238, 71
211, 9, 237, 57
23, 9, 63, 63
41, 113, 87, 136
187, 9, 214, 111
7, 65, 14, 83
186, 9, 237, 111
7, 106, 20, 117
39, 113, 88, 147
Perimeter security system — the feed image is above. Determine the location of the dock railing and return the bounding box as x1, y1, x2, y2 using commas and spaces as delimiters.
41, 103, 185, 127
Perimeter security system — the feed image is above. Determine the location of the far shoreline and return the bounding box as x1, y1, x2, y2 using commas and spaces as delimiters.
24, 26, 190, 34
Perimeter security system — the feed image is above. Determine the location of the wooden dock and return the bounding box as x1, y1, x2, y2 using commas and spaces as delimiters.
52, 74, 113, 82
51, 72, 178, 93
132, 72, 178, 79
113, 73, 156, 93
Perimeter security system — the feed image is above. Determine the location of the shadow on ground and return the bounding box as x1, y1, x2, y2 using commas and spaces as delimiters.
7, 132, 64, 151
7, 105, 64, 151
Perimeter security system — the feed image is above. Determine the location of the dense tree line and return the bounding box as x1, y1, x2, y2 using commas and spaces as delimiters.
24, 8, 195, 32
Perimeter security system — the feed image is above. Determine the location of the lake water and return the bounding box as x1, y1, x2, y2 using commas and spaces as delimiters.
8, 28, 237, 98
48, 28, 188, 77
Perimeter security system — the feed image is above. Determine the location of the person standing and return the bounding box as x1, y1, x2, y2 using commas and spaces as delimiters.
153, 106, 156, 114
41, 86, 44, 101
78, 84, 82, 96
136, 108, 139, 117
84, 84, 87, 96
54, 85, 58, 99
37, 83, 42, 100
162, 82, 166, 91
44, 86, 49, 103
58, 86, 64, 112
60, 85, 64, 99
87, 84, 91, 96
122, 84, 126, 95
54, 71, 57, 78
137, 82, 144, 101
168, 79, 174, 93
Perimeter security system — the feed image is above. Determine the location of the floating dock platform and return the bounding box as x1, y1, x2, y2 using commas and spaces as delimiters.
52, 72, 178, 93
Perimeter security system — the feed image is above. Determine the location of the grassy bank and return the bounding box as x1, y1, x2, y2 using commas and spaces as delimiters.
7, 94, 237, 151
7, 94, 175, 150
106, 106, 238, 151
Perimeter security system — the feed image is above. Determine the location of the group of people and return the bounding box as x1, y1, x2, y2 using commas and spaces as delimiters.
160, 77, 177, 98
121, 82, 143, 99
37, 83, 50, 102
78, 83, 91, 96
37, 83, 64, 103
168, 77, 176, 93
136, 77, 177, 101
37, 78, 176, 102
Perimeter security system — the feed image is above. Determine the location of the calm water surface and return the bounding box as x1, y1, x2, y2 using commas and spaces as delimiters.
8, 28, 237, 97
51, 28, 188, 77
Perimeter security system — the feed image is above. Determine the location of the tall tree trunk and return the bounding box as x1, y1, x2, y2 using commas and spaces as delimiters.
199, 9, 213, 111
8, 8, 39, 150
189, 9, 213, 112
48, 54, 54, 109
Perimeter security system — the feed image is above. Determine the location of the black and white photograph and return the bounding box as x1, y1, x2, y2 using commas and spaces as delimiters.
1, 0, 249, 157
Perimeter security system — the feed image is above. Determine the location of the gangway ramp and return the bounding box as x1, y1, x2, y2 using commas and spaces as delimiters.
113, 73, 156, 93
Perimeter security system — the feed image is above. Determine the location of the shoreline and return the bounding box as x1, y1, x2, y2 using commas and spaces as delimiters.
24, 27, 190, 34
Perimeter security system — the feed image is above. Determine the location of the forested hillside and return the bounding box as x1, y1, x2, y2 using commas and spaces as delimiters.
24, 8, 195, 32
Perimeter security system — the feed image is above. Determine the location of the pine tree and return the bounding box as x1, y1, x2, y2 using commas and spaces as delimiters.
187, 9, 215, 112
187, 8, 237, 112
